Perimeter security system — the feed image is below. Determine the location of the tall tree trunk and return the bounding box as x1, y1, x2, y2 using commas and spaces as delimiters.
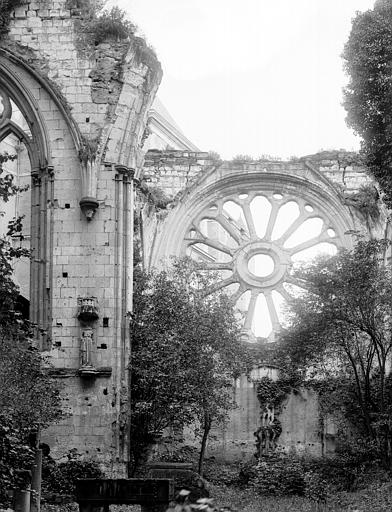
198, 410, 212, 476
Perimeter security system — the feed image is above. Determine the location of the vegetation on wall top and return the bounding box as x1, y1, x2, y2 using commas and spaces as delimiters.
343, 0, 392, 208
72, 1, 137, 45
0, 0, 22, 35
69, 0, 161, 77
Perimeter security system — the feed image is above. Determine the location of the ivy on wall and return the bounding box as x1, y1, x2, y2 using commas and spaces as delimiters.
343, 184, 381, 224
254, 375, 298, 456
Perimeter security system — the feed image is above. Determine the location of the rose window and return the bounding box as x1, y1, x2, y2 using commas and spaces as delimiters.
184, 189, 341, 341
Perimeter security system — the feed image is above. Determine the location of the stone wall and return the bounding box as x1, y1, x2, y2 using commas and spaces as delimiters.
143, 150, 214, 199
141, 149, 387, 461
204, 386, 330, 462
1, 0, 162, 474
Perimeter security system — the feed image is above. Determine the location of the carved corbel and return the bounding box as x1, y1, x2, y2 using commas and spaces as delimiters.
77, 296, 99, 322
115, 164, 135, 179
79, 138, 100, 221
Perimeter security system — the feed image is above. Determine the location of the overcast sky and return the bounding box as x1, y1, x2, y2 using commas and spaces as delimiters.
113, 0, 376, 160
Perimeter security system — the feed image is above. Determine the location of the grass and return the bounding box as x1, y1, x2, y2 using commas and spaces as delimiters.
209, 481, 392, 512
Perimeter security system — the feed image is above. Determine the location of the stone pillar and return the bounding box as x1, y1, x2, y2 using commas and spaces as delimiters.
30, 449, 43, 512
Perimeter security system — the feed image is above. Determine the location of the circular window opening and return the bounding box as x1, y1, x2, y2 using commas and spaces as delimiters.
248, 254, 275, 277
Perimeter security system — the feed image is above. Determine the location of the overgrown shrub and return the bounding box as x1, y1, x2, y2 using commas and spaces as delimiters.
155, 445, 199, 464
304, 453, 385, 492
240, 451, 385, 499
42, 452, 104, 499
250, 454, 306, 496
203, 461, 239, 486
0, 416, 35, 506
86, 6, 136, 45
237, 460, 258, 487
303, 471, 330, 502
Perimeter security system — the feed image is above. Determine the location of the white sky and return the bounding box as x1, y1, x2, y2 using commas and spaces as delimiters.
113, 0, 376, 160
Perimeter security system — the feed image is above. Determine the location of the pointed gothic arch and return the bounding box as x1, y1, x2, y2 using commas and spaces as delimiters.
0, 56, 82, 348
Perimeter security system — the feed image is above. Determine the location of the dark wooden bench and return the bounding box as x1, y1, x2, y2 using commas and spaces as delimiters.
75, 479, 174, 512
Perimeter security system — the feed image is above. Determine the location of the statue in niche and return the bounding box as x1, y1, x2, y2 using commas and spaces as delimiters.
254, 404, 282, 457
80, 328, 97, 375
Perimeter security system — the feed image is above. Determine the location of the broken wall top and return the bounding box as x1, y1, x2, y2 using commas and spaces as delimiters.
1, 0, 162, 168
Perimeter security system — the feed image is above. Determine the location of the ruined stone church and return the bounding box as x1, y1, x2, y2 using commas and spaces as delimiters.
0, 1, 388, 476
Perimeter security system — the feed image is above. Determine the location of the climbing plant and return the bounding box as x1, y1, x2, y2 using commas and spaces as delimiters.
343, 184, 380, 223
254, 375, 300, 457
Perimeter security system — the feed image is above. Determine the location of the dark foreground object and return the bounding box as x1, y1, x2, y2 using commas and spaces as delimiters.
147, 463, 209, 502
75, 478, 174, 512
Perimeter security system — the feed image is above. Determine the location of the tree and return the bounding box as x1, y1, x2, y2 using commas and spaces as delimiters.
0, 153, 62, 506
278, 239, 392, 466
129, 258, 253, 475
343, 0, 392, 207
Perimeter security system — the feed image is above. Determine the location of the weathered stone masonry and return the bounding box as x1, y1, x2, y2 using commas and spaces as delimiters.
142, 149, 390, 460
2, 1, 391, 470
1, 0, 161, 474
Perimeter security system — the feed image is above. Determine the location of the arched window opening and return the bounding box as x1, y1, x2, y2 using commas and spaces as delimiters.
1, 95, 32, 307
0, 81, 49, 339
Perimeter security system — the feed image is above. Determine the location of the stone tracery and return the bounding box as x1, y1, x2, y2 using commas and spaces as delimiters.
183, 185, 344, 340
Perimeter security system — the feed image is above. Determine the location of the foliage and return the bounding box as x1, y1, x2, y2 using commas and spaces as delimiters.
209, 479, 392, 512
208, 151, 222, 162
231, 154, 255, 163
166, 491, 237, 512
237, 460, 258, 487
85, 6, 136, 45
254, 375, 301, 455
231, 154, 282, 164
256, 376, 297, 411
303, 471, 329, 502
0, 417, 35, 504
0, 0, 22, 35
130, 258, 254, 474
42, 451, 104, 499
343, 1, 392, 207
154, 444, 199, 464
140, 182, 172, 209
0, 153, 62, 506
203, 461, 239, 486
240, 452, 381, 499
343, 184, 380, 223
278, 239, 392, 466
249, 454, 306, 497
304, 452, 386, 493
